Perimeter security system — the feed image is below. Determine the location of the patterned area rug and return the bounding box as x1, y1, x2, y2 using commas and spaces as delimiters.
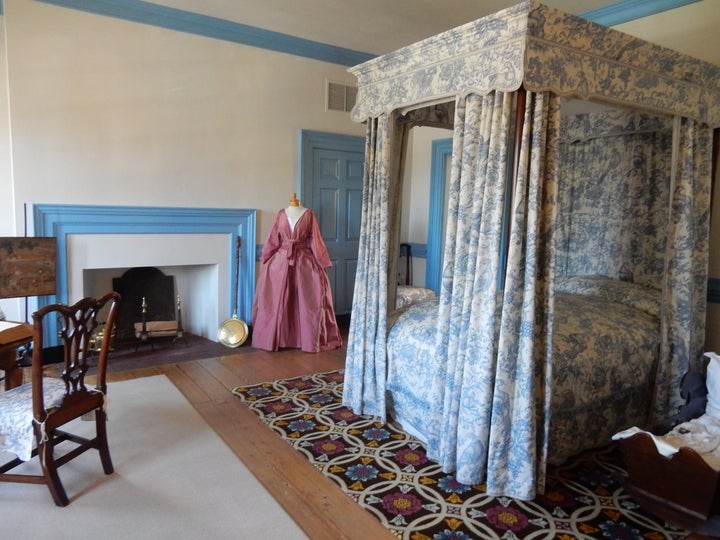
232, 370, 690, 539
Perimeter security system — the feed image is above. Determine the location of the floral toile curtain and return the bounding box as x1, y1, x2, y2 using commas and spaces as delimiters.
555, 111, 673, 287
343, 104, 454, 420
553, 110, 712, 426
343, 96, 711, 501
343, 113, 406, 420
345, 89, 560, 500
425, 90, 559, 499
655, 117, 712, 422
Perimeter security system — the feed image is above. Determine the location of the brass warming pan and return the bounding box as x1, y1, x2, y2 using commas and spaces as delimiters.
218, 236, 248, 347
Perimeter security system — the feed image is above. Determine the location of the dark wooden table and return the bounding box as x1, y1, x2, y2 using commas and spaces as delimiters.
0, 322, 33, 390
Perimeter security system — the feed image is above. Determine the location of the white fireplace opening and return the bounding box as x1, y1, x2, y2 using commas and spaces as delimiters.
70, 233, 230, 341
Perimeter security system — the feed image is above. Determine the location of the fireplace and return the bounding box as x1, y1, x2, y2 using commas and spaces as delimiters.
32, 204, 256, 345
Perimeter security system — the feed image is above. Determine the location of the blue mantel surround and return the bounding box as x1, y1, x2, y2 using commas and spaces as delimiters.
33, 204, 256, 344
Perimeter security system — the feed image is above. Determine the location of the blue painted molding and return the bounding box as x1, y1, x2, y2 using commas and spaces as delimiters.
427, 138, 452, 294
0, 1, 4, 16
581, 0, 701, 26
709, 277, 720, 304
36, 0, 374, 67
33, 204, 256, 344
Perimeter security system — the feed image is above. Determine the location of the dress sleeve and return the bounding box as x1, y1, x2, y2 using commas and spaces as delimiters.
308, 211, 332, 268
260, 211, 283, 264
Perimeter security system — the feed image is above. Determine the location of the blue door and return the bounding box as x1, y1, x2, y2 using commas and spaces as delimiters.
301, 131, 364, 316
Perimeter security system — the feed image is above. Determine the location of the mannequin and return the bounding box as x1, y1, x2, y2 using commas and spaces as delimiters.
285, 193, 307, 232
251, 193, 342, 352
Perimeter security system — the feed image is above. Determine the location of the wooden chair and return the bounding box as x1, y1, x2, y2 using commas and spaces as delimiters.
0, 292, 121, 506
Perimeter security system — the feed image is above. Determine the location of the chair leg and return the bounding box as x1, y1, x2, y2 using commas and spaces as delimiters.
96, 409, 114, 474
38, 435, 70, 507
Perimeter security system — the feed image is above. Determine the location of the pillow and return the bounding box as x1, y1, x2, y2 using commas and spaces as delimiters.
555, 275, 661, 318
705, 352, 720, 419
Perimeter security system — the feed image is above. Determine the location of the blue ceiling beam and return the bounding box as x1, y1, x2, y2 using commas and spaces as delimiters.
581, 0, 702, 26
34, 0, 374, 66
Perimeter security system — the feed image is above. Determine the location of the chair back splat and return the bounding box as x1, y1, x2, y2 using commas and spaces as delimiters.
0, 291, 121, 506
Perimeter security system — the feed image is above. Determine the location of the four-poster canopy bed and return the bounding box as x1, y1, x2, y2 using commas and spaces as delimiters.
342, 0, 720, 500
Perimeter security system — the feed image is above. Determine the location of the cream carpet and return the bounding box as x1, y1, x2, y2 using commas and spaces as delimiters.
1, 375, 306, 539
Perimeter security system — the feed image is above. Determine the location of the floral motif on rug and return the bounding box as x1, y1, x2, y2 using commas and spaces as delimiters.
232, 370, 689, 540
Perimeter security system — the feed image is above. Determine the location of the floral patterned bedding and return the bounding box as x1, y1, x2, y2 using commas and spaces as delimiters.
386, 277, 661, 465
554, 275, 660, 318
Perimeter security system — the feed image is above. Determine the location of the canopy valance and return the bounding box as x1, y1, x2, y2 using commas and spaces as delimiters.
350, 0, 720, 126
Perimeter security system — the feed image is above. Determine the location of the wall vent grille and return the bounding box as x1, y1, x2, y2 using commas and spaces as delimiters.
326, 81, 357, 112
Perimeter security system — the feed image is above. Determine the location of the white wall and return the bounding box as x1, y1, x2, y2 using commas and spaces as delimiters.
0, 15, 14, 235
0, 0, 363, 321
401, 126, 450, 287
3, 0, 362, 230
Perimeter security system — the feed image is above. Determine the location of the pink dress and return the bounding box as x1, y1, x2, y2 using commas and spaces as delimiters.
251, 208, 342, 352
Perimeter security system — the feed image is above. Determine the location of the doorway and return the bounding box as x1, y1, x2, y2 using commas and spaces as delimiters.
427, 138, 452, 293
300, 130, 365, 316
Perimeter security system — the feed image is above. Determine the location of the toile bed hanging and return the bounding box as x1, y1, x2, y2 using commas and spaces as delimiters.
342, 0, 720, 500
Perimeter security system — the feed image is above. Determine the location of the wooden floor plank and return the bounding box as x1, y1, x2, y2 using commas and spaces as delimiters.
203, 397, 392, 540
98, 342, 391, 539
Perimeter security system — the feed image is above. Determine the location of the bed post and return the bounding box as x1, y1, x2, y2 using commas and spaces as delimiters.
512, 87, 527, 181
500, 87, 527, 288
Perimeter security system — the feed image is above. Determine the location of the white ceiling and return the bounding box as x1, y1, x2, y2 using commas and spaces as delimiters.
144, 0, 719, 64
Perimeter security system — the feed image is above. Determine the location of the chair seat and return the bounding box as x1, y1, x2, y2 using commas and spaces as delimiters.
0, 378, 66, 461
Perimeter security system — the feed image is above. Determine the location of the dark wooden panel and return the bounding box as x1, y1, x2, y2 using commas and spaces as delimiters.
0, 237, 56, 298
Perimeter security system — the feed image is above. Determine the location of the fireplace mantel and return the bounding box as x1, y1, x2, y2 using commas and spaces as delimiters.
33, 204, 256, 345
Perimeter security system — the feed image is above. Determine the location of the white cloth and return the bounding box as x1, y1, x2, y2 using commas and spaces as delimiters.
285, 205, 307, 232
705, 351, 720, 418
613, 414, 720, 471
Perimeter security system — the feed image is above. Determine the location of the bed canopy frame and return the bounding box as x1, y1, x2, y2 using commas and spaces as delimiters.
343, 0, 720, 499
